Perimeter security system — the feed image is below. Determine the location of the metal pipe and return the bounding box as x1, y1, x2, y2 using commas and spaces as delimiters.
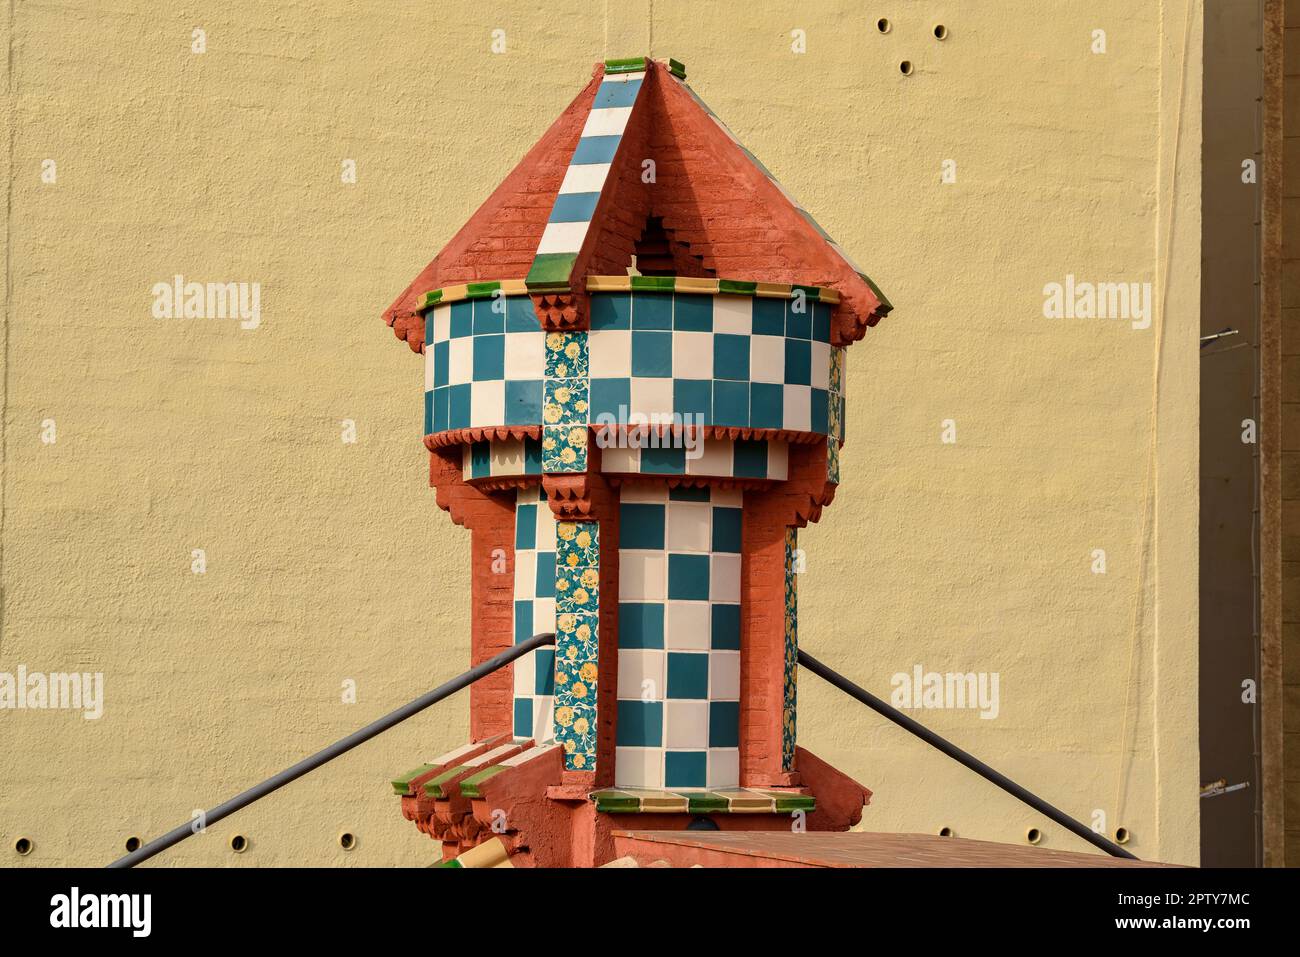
108, 632, 557, 868
798, 648, 1139, 860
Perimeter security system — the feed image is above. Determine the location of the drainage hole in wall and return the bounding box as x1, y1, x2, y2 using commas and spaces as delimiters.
937, 826, 953, 837
899, 60, 914, 76
14, 837, 33, 856
339, 832, 357, 850
934, 24, 948, 40
124, 836, 141, 853
877, 18, 891, 34
1114, 827, 1130, 845
230, 834, 248, 853
1026, 827, 1042, 845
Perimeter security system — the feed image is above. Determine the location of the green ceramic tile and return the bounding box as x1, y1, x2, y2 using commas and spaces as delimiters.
467, 281, 501, 299
458, 765, 508, 799
718, 279, 757, 296
591, 789, 642, 813
422, 765, 467, 798
667, 58, 686, 79
526, 253, 577, 292
629, 275, 677, 291
391, 763, 435, 795
420, 289, 444, 311
686, 791, 730, 813
792, 284, 822, 302
604, 56, 648, 74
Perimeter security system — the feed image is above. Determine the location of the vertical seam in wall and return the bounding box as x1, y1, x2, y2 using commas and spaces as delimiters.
0, 0, 15, 660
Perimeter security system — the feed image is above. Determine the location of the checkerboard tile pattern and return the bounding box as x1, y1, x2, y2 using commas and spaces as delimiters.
463, 437, 544, 479
424, 292, 843, 448
553, 517, 600, 771
512, 487, 557, 743
526, 70, 647, 291
425, 296, 545, 434
614, 485, 743, 790
588, 291, 836, 433
600, 436, 788, 480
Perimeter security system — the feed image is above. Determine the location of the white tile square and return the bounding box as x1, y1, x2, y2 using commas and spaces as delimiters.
514, 551, 537, 600
425, 351, 435, 392
619, 484, 668, 504
750, 335, 785, 384
532, 696, 555, 744
588, 329, 632, 377
504, 331, 544, 380
664, 601, 710, 650
582, 106, 633, 137
707, 748, 740, 789
430, 305, 451, 343
531, 598, 556, 637
619, 551, 666, 601
710, 554, 742, 602
666, 502, 711, 552
559, 163, 612, 194
811, 341, 831, 390
766, 441, 789, 481
535, 511, 557, 551
713, 295, 752, 335
448, 337, 473, 386
664, 700, 709, 749
686, 438, 733, 477
536, 220, 589, 255
470, 380, 505, 427
709, 651, 741, 700
618, 649, 665, 700
513, 651, 535, 695
491, 438, 525, 475
600, 444, 640, 473
783, 385, 811, 432
672, 331, 713, 379
630, 377, 674, 418
615, 747, 663, 789
710, 487, 744, 508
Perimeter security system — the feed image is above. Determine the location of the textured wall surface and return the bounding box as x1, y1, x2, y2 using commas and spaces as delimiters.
0, 0, 1202, 866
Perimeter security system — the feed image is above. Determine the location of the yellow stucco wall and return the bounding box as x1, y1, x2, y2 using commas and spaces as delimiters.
0, 1, 1202, 866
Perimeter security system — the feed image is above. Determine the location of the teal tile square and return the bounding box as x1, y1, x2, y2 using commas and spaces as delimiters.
752, 297, 785, 336
631, 332, 672, 378
620, 602, 665, 648
713, 333, 750, 380
712, 379, 749, 427
750, 382, 783, 429
711, 603, 741, 649
590, 377, 632, 421
472, 335, 505, 381
473, 297, 506, 335
620, 503, 665, 549
632, 292, 673, 330
711, 507, 742, 552
506, 296, 540, 332
664, 751, 707, 787
591, 293, 632, 330
709, 701, 740, 747
450, 301, 473, 338
642, 445, 686, 474
505, 379, 542, 425
617, 700, 664, 747
674, 295, 713, 331
733, 439, 768, 478
668, 554, 709, 601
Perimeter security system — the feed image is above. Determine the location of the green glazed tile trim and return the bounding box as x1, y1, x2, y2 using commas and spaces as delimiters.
434, 858, 463, 868
466, 281, 502, 300
420, 289, 444, 310
718, 279, 758, 296
667, 58, 686, 79
686, 792, 731, 813
604, 56, 648, 74
792, 284, 823, 302
391, 763, 436, 795
763, 791, 816, 813
525, 252, 577, 292
590, 789, 642, 813
458, 765, 508, 799
859, 271, 894, 314
628, 275, 677, 291
423, 765, 467, 798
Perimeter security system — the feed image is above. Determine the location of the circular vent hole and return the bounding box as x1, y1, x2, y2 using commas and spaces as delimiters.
937, 826, 953, 837
124, 836, 141, 853
1026, 827, 1043, 845
1114, 827, 1130, 845
934, 24, 949, 40
899, 60, 914, 76
14, 837, 33, 856
877, 18, 891, 34
339, 832, 357, 851
229, 834, 249, 853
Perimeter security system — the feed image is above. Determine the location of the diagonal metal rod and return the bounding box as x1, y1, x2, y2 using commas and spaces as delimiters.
798, 648, 1139, 860
108, 632, 557, 868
